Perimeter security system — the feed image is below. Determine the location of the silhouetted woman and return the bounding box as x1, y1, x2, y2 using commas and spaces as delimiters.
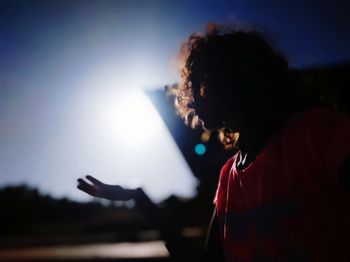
78, 23, 350, 261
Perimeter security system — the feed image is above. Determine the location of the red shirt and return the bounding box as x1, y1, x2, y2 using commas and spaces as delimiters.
214, 108, 350, 261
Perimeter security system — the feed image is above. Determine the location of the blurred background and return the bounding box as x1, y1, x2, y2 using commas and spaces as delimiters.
1, 0, 350, 261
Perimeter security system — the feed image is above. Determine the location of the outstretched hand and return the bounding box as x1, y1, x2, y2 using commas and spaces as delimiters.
77, 175, 132, 201
77, 175, 162, 226
77, 175, 188, 253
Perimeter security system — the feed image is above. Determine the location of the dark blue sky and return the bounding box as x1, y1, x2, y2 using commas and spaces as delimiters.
2, 0, 350, 67
1, 0, 350, 201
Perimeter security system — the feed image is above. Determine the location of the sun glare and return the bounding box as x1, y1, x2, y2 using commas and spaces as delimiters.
103, 89, 163, 148
67, 68, 196, 201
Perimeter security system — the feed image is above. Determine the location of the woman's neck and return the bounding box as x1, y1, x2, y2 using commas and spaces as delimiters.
237, 131, 270, 157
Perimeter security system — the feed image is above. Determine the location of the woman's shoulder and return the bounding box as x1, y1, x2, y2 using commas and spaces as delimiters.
285, 106, 349, 134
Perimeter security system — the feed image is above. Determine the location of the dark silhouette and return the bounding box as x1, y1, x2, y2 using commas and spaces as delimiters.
78, 23, 350, 261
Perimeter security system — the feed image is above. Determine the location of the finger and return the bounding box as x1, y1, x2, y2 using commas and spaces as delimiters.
77, 178, 92, 187
77, 184, 97, 197
77, 178, 85, 183
77, 178, 97, 196
77, 178, 92, 191
86, 175, 104, 186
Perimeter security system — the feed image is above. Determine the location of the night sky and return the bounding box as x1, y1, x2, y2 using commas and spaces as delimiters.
1, 0, 350, 202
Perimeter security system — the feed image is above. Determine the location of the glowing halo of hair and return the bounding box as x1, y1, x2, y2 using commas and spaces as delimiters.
167, 23, 290, 150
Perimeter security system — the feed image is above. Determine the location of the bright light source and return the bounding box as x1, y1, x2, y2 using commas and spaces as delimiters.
114, 90, 163, 147
79, 87, 197, 201
59, 68, 197, 202
100, 89, 163, 149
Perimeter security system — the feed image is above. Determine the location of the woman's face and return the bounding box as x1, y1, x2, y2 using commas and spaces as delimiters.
193, 93, 224, 130
192, 85, 250, 132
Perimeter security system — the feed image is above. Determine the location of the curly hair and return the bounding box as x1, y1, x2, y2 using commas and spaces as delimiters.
167, 23, 290, 149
